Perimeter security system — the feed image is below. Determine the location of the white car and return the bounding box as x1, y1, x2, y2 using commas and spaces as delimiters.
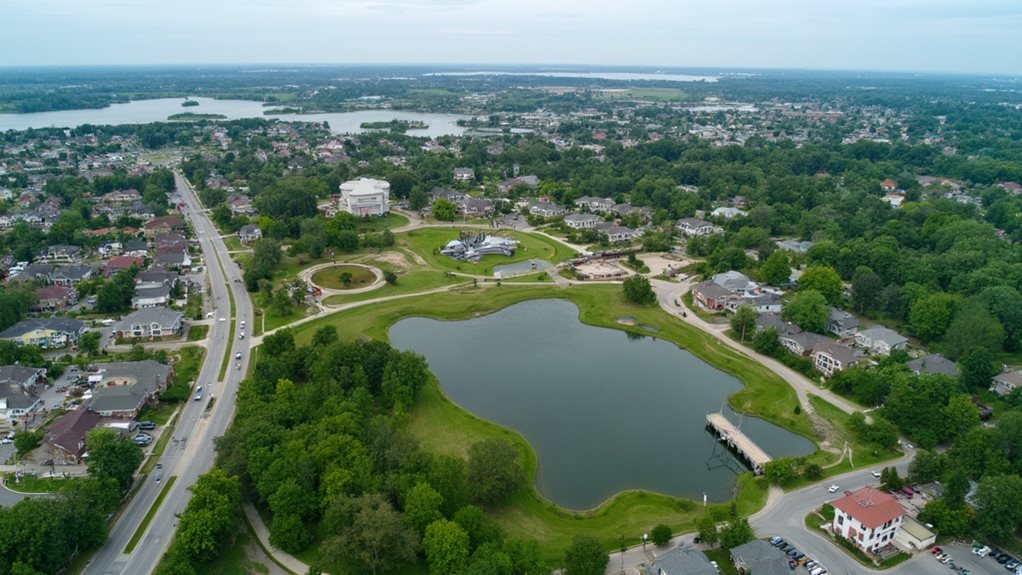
871, 470, 882, 478
235, 352, 242, 359
218, 317, 226, 322
827, 484, 840, 493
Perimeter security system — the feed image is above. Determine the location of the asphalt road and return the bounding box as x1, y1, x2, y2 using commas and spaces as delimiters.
83, 171, 253, 575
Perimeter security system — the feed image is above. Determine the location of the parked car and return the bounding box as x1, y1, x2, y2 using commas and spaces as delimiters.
136, 421, 156, 430
827, 484, 840, 493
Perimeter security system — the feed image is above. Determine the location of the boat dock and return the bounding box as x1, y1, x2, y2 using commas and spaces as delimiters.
705, 412, 772, 474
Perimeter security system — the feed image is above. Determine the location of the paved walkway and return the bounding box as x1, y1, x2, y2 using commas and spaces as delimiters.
299, 262, 385, 297
243, 503, 306, 575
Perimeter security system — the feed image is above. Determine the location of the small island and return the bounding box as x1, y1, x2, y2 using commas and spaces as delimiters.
359, 119, 429, 132
264, 107, 304, 115
180, 99, 199, 107
167, 112, 227, 122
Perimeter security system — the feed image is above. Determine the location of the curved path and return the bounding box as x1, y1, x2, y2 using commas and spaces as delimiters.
300, 262, 385, 297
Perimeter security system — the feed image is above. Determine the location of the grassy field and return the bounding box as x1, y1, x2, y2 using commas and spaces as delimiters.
322, 270, 464, 306
187, 325, 208, 341
137, 402, 178, 426
310, 265, 377, 289
290, 283, 811, 562
398, 228, 577, 276
173, 346, 205, 388
806, 397, 903, 475
3, 473, 75, 493
222, 235, 245, 252
261, 305, 312, 333
594, 87, 689, 101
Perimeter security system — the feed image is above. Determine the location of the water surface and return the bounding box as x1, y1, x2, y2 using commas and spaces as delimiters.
389, 299, 814, 509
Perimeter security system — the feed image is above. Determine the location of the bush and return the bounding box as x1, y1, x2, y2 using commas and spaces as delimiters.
650, 524, 672, 546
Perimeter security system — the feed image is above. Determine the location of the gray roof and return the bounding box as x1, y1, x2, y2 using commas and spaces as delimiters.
239, 224, 261, 236
135, 269, 176, 285
828, 307, 860, 332
643, 548, 717, 575
0, 317, 86, 338
730, 540, 791, 575
812, 340, 862, 365
907, 354, 959, 377
775, 239, 813, 253
0, 365, 45, 387
711, 270, 753, 293
51, 264, 94, 281
858, 326, 908, 347
693, 280, 732, 300
123, 239, 148, 251
781, 331, 828, 352
89, 360, 171, 414
755, 313, 791, 333
677, 216, 714, 228
565, 213, 600, 223
133, 284, 172, 300
118, 307, 184, 329
0, 383, 40, 410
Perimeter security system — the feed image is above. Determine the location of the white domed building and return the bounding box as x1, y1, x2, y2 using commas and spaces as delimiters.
339, 178, 390, 216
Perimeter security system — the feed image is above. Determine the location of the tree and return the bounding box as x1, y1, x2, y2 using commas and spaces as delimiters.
880, 466, 903, 491
960, 347, 997, 390
697, 515, 720, 547
909, 292, 960, 343
622, 275, 656, 306
384, 270, 398, 285
973, 474, 1022, 541
730, 305, 758, 342
759, 250, 791, 285
943, 394, 980, 440
941, 303, 1004, 360
563, 534, 608, 575
409, 188, 429, 211
404, 482, 444, 535
650, 524, 672, 546
97, 267, 137, 312
468, 439, 523, 506
12, 430, 42, 459
909, 449, 944, 483
423, 519, 470, 575
175, 469, 241, 564
764, 458, 798, 485
453, 505, 502, 551
79, 331, 101, 356
323, 493, 418, 575
851, 267, 884, 314
718, 518, 754, 550
797, 265, 843, 305
432, 198, 458, 221
85, 428, 143, 492
781, 289, 829, 333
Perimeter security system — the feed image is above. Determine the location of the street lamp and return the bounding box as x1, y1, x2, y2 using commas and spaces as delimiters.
643, 532, 648, 549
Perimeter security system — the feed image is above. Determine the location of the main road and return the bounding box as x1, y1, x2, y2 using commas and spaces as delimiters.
84, 171, 253, 575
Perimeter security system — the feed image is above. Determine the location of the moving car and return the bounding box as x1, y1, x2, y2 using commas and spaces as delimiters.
827, 484, 840, 493
235, 352, 242, 359
871, 470, 882, 478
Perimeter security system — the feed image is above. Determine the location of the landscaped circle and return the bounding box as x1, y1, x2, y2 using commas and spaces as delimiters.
311, 264, 379, 290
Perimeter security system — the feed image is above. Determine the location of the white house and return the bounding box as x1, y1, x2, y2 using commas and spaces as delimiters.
855, 326, 909, 356
991, 370, 1022, 397
339, 178, 390, 217
564, 213, 600, 229
832, 487, 905, 553
116, 307, 184, 339
575, 196, 614, 213
811, 341, 863, 377
676, 217, 722, 237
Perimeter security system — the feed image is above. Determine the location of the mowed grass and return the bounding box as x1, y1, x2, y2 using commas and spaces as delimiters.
290, 283, 810, 562
310, 265, 376, 290
323, 269, 465, 306
398, 228, 577, 276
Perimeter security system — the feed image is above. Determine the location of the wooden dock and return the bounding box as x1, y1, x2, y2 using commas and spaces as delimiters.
705, 412, 772, 474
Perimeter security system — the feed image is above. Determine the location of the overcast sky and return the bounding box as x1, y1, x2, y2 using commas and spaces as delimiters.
5, 0, 1020, 74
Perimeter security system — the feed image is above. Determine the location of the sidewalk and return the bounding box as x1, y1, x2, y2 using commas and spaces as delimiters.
243, 503, 310, 575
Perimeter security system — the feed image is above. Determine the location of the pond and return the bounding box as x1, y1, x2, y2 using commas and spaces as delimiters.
389, 298, 815, 510
0, 97, 470, 137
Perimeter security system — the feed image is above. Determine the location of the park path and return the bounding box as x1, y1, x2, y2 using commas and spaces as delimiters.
243, 503, 307, 575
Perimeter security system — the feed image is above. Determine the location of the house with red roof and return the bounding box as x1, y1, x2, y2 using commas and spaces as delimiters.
831, 487, 904, 553
880, 179, 898, 193
103, 255, 143, 277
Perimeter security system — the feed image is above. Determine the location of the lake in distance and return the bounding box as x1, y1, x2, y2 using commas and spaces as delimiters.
0, 97, 470, 137
389, 299, 814, 510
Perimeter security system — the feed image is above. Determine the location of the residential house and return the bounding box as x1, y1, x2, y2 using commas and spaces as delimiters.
642, 547, 718, 575
729, 540, 790, 575
88, 360, 172, 418
712, 270, 756, 295
855, 326, 909, 356
906, 354, 959, 377
122, 239, 148, 257
990, 370, 1022, 397
103, 255, 143, 277
453, 167, 475, 181
152, 247, 190, 270
37, 244, 82, 263
610, 203, 652, 221
339, 178, 390, 216
0, 318, 86, 349
238, 224, 262, 244
461, 198, 495, 218
726, 292, 782, 314
135, 269, 177, 290
812, 340, 864, 377
828, 307, 860, 337
0, 381, 43, 430
754, 313, 790, 334
51, 264, 94, 286
154, 232, 187, 250
143, 216, 184, 238
44, 405, 103, 464
98, 241, 123, 256
775, 239, 813, 254
711, 206, 747, 219
832, 487, 905, 553
116, 307, 184, 340
596, 224, 638, 243
0, 365, 46, 390
33, 285, 75, 311
226, 193, 254, 215
881, 179, 898, 192
780, 330, 828, 357
528, 202, 567, 218
131, 284, 172, 309
692, 281, 733, 312
575, 196, 614, 213
676, 217, 722, 237
497, 175, 539, 194
102, 188, 141, 203
564, 213, 600, 229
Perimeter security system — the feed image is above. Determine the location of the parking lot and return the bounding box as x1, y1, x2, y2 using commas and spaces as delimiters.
922, 542, 1018, 575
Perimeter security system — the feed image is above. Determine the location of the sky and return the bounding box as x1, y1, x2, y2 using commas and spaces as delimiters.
5, 0, 1021, 74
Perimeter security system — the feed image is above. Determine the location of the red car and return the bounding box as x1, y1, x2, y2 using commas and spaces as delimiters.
930, 547, 943, 555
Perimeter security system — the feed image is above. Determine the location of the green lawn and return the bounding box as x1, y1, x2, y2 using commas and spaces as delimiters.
137, 402, 178, 426
187, 325, 209, 341
3, 473, 75, 493
807, 397, 902, 473
398, 228, 577, 276
289, 283, 809, 563
261, 305, 312, 333
322, 270, 464, 306
222, 235, 245, 252
310, 265, 376, 290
